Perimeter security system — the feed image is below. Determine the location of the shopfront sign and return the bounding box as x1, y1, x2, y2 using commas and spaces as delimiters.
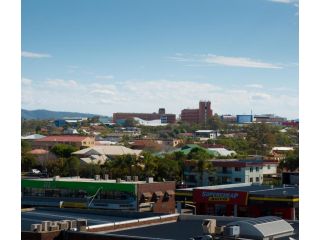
194, 189, 248, 205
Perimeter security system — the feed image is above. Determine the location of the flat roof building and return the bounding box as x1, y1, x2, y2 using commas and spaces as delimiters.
113, 108, 176, 124
21, 176, 176, 214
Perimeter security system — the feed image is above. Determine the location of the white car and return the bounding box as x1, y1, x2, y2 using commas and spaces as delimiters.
31, 169, 41, 174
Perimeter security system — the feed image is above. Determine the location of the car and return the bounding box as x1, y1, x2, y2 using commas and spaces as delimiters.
31, 169, 41, 174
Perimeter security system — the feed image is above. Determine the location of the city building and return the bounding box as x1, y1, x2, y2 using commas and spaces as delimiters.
113, 108, 176, 124
21, 176, 175, 213
220, 114, 237, 123
254, 114, 287, 124
180, 101, 213, 125
33, 135, 95, 149
193, 183, 298, 220
236, 114, 253, 124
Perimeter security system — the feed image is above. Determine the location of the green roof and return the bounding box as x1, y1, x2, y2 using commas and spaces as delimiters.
21, 178, 136, 195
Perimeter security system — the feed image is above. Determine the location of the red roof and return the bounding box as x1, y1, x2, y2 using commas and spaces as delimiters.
34, 135, 90, 142
28, 149, 49, 155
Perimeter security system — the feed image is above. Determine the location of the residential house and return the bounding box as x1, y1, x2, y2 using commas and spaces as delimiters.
33, 135, 95, 149
72, 145, 142, 164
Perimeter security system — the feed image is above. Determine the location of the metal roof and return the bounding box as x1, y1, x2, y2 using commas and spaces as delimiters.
227, 216, 295, 239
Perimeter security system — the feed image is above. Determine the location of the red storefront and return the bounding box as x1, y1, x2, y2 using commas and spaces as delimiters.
193, 187, 298, 220
194, 189, 248, 216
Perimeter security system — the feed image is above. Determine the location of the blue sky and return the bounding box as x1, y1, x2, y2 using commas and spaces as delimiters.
22, 0, 299, 119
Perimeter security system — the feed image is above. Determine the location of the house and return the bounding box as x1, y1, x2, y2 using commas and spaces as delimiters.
194, 130, 219, 141
33, 135, 95, 149
72, 145, 142, 161
63, 128, 79, 135
207, 147, 236, 157
27, 149, 57, 165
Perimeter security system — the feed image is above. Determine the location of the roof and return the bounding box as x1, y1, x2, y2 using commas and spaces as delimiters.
72, 146, 142, 156
211, 159, 264, 167
195, 130, 215, 133
28, 149, 49, 155
272, 147, 294, 151
21, 134, 46, 140
208, 148, 236, 156
108, 215, 298, 240
194, 183, 299, 197
34, 135, 92, 142
227, 216, 294, 239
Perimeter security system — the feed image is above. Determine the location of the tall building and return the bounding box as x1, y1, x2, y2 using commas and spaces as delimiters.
180, 101, 213, 125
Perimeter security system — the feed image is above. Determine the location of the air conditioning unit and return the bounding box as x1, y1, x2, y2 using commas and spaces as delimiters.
76, 219, 87, 232
41, 221, 52, 232
224, 225, 240, 237
202, 219, 217, 235
30, 224, 42, 232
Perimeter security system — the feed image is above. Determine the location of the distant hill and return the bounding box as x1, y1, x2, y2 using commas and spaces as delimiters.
21, 109, 105, 120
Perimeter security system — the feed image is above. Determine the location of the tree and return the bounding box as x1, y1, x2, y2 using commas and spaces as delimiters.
279, 148, 299, 171
63, 156, 80, 176
246, 123, 276, 155
207, 114, 225, 130
50, 144, 78, 158
21, 154, 37, 172
123, 118, 138, 127
187, 147, 213, 160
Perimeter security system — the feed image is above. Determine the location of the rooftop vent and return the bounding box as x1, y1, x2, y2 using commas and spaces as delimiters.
202, 219, 216, 235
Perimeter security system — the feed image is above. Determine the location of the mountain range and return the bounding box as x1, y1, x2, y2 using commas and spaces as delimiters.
21, 109, 106, 120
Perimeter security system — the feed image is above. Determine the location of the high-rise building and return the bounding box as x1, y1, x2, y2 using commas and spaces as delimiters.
180, 101, 213, 125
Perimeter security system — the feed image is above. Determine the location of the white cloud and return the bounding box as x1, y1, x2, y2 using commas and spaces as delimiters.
246, 84, 263, 89
46, 79, 78, 87
22, 78, 32, 85
250, 93, 271, 101
269, 0, 298, 4
22, 51, 51, 58
205, 54, 282, 69
95, 75, 114, 80
169, 53, 282, 69
21, 79, 298, 119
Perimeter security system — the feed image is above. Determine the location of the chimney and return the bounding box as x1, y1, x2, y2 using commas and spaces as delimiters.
94, 175, 100, 180
133, 176, 139, 182
116, 178, 121, 183
104, 174, 109, 180
126, 176, 132, 182
146, 177, 154, 183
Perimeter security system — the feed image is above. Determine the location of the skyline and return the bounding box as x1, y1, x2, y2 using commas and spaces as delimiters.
22, 0, 299, 119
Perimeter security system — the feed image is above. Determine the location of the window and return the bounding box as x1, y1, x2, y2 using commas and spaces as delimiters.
235, 167, 241, 172
250, 167, 253, 172
234, 178, 241, 182
256, 177, 259, 182
250, 178, 253, 182
256, 167, 259, 172
268, 165, 271, 169
222, 167, 228, 173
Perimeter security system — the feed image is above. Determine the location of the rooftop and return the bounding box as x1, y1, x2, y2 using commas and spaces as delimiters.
22, 176, 171, 185
34, 135, 93, 142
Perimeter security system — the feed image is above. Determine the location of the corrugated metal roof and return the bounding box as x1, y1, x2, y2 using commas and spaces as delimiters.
227, 216, 294, 239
